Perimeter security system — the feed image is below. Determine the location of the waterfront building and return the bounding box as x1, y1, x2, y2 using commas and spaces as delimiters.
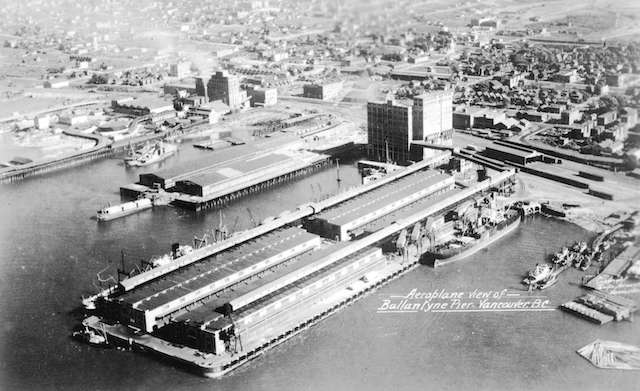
412, 91, 453, 146
367, 91, 454, 164
206, 71, 248, 110
111, 97, 175, 122
367, 99, 414, 164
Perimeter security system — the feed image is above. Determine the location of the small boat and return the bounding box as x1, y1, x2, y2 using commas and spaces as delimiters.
553, 247, 569, 265
524, 263, 553, 285
577, 241, 588, 254
572, 252, 582, 268
580, 255, 592, 271
72, 326, 108, 346
81, 296, 96, 310
537, 272, 559, 290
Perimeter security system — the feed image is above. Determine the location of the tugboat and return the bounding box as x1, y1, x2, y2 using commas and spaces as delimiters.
572, 251, 583, 268
72, 325, 108, 347
125, 141, 177, 167
553, 247, 569, 265
580, 253, 593, 271
537, 272, 559, 290
523, 263, 553, 285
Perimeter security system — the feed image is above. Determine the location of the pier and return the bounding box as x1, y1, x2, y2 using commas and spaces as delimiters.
171, 155, 332, 211
0, 115, 199, 184
82, 154, 517, 378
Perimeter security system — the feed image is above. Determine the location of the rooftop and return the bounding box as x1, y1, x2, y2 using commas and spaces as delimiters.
173, 241, 351, 328
116, 227, 318, 311
314, 170, 452, 226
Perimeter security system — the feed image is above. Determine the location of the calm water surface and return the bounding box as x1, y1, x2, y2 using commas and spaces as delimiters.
0, 142, 638, 390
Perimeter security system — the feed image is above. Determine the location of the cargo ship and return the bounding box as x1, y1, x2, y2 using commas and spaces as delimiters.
425, 207, 521, 268
125, 141, 177, 167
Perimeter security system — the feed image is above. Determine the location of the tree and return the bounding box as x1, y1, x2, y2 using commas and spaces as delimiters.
88, 74, 108, 84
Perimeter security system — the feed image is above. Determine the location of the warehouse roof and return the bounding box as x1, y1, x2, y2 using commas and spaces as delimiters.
173, 241, 351, 328
485, 144, 538, 159
203, 246, 381, 332
116, 227, 318, 311
314, 170, 452, 226
179, 153, 290, 187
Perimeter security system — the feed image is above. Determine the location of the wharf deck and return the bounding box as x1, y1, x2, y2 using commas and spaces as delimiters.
561, 301, 615, 324
585, 244, 640, 290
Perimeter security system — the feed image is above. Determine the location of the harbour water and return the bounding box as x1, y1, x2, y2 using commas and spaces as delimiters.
1, 143, 638, 390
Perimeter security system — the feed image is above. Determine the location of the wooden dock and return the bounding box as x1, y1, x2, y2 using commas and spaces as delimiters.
561, 301, 614, 324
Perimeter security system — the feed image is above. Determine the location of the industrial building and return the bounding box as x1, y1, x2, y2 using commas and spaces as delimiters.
483, 144, 541, 165
366, 99, 414, 164
169, 62, 191, 79
247, 86, 278, 106
306, 170, 454, 241
164, 244, 382, 354
412, 91, 453, 146
195, 77, 208, 102
206, 71, 248, 110
111, 97, 176, 122
367, 91, 454, 164
173, 153, 299, 197
302, 81, 344, 100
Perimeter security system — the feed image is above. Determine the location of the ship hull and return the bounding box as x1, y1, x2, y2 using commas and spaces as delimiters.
96, 205, 152, 221
426, 214, 521, 268
96, 199, 153, 221
125, 150, 176, 167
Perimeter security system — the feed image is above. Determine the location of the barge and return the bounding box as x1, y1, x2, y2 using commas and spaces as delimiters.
96, 198, 152, 221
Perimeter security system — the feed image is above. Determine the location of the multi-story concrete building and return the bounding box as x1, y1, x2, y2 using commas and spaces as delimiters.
195, 77, 208, 103
303, 81, 343, 100
206, 71, 247, 110
247, 86, 277, 106
367, 100, 413, 164
412, 91, 453, 146
367, 91, 453, 164
169, 61, 191, 79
